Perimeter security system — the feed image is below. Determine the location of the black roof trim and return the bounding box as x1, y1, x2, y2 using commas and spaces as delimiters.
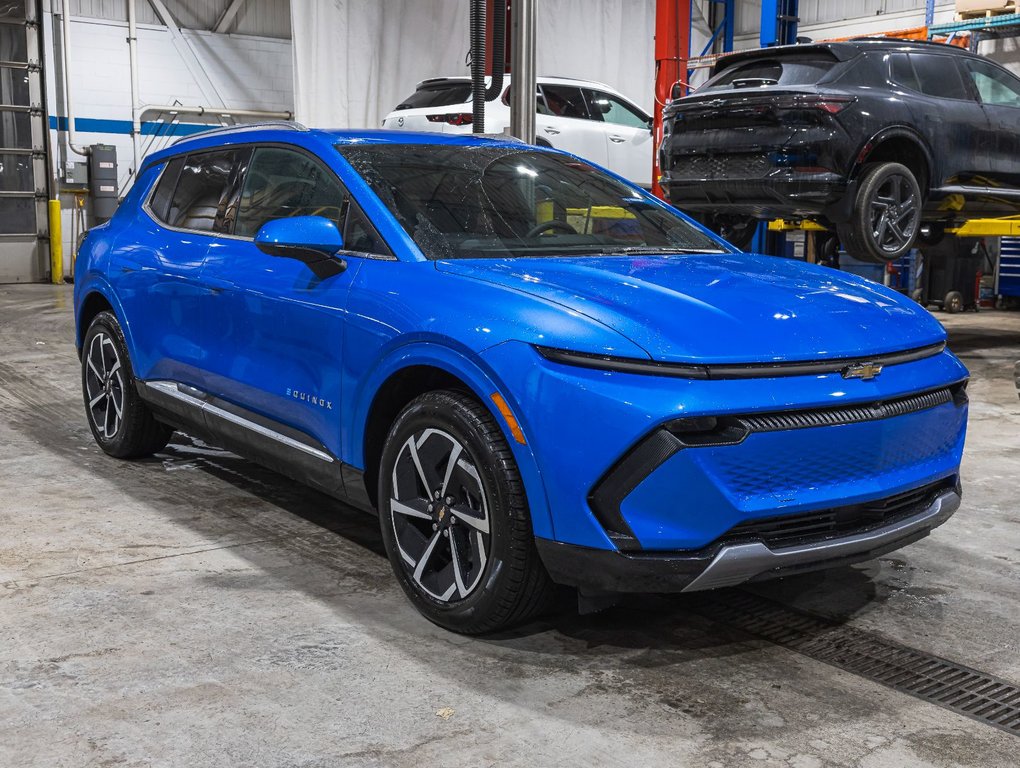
712, 38, 977, 74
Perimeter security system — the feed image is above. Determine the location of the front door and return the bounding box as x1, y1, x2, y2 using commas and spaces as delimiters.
200, 145, 388, 459
961, 57, 1020, 208
583, 88, 653, 187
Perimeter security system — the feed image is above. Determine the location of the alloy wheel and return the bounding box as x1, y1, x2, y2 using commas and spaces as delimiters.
389, 428, 490, 603
84, 331, 125, 439
868, 173, 919, 255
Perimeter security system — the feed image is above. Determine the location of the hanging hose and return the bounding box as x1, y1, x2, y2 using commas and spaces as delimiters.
485, 0, 506, 102
470, 0, 486, 133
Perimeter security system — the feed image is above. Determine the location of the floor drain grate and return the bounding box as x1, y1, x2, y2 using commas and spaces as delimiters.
693, 592, 1020, 736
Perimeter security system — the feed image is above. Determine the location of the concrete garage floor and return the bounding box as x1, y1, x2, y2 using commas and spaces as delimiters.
1, 284, 1018, 768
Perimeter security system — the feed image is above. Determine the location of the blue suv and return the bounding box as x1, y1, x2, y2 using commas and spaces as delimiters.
75, 124, 969, 634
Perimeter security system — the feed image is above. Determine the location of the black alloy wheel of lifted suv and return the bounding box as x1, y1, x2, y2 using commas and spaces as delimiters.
661, 39, 1020, 263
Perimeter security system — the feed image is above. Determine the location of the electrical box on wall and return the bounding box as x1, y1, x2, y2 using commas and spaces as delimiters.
63, 161, 88, 186
88, 144, 119, 223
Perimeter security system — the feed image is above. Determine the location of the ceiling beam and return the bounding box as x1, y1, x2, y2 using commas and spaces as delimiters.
213, 0, 247, 34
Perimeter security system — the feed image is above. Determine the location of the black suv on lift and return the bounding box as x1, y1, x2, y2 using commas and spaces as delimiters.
660, 39, 1020, 262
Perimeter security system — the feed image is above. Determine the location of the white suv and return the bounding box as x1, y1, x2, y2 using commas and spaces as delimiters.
382, 75, 654, 188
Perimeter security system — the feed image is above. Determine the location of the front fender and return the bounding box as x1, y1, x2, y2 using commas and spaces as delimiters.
345, 338, 556, 541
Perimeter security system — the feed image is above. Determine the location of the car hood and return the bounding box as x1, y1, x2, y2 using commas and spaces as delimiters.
436, 253, 946, 364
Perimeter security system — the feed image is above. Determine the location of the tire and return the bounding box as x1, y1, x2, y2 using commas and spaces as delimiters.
378, 390, 553, 634
943, 290, 964, 314
81, 311, 173, 459
838, 162, 922, 264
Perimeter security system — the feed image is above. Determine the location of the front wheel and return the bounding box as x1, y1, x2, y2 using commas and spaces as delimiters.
378, 390, 553, 634
838, 162, 922, 263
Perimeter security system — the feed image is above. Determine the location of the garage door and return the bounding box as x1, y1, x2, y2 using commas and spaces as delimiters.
0, 0, 47, 283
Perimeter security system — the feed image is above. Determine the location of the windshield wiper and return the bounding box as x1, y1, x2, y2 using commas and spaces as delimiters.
596, 246, 725, 255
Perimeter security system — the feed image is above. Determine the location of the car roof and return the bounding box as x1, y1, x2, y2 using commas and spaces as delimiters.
416, 74, 622, 93
713, 38, 980, 71
140, 124, 530, 170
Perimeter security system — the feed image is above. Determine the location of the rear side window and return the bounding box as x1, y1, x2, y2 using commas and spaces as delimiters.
396, 82, 472, 109
903, 54, 970, 101
148, 156, 184, 222
163, 149, 241, 232
541, 85, 590, 119
701, 54, 838, 91
889, 54, 921, 92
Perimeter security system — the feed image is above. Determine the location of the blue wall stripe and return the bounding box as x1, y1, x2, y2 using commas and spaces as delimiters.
48, 115, 212, 137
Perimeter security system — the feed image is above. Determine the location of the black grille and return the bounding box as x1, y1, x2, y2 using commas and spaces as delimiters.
670, 153, 770, 180
720, 479, 956, 549
737, 387, 954, 433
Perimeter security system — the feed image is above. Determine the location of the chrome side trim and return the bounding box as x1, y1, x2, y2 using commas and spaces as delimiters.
145, 380, 335, 463
681, 489, 961, 592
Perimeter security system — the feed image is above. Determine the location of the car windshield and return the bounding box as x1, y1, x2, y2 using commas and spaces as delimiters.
336, 144, 725, 260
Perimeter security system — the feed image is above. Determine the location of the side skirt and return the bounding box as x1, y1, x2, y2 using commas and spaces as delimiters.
136, 379, 374, 513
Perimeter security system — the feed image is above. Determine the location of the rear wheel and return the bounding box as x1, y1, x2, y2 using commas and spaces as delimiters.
378, 390, 553, 634
81, 311, 173, 458
838, 162, 921, 263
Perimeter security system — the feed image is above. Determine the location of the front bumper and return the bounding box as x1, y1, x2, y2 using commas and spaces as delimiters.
536, 484, 961, 594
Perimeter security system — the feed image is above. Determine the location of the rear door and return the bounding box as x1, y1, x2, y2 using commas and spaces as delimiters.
583, 88, 652, 186
121, 147, 246, 387
537, 83, 609, 168
200, 145, 385, 458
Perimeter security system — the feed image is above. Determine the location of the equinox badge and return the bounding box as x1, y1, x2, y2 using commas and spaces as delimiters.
842, 362, 883, 381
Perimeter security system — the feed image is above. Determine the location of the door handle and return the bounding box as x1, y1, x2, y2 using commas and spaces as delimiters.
543, 127, 560, 135
200, 276, 234, 294
609, 135, 626, 143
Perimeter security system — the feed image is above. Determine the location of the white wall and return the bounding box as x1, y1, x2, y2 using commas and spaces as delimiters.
44, 12, 294, 275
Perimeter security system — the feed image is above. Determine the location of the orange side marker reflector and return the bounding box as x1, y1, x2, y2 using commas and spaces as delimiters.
490, 392, 527, 445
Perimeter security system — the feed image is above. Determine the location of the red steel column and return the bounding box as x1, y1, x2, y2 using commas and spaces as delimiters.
652, 0, 691, 199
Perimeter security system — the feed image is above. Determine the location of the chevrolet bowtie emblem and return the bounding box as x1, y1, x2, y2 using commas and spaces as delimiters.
842, 362, 883, 381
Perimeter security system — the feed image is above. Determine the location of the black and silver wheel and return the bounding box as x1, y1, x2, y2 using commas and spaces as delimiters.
943, 290, 964, 314
81, 311, 173, 458
378, 390, 552, 634
838, 162, 921, 263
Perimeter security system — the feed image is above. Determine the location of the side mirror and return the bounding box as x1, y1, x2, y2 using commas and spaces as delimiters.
254, 215, 347, 279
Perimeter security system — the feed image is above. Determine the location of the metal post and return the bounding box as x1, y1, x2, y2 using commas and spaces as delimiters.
509, 0, 535, 144
652, 0, 691, 199
128, 0, 141, 179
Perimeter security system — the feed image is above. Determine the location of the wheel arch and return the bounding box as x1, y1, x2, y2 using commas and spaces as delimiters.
351, 342, 554, 540
75, 282, 131, 358
852, 128, 933, 195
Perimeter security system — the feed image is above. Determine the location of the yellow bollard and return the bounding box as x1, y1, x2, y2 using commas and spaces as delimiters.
48, 199, 63, 284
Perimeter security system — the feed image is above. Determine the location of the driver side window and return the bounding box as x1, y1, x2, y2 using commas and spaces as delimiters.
233, 146, 392, 257
234, 147, 345, 237
584, 89, 649, 129
965, 59, 1020, 107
